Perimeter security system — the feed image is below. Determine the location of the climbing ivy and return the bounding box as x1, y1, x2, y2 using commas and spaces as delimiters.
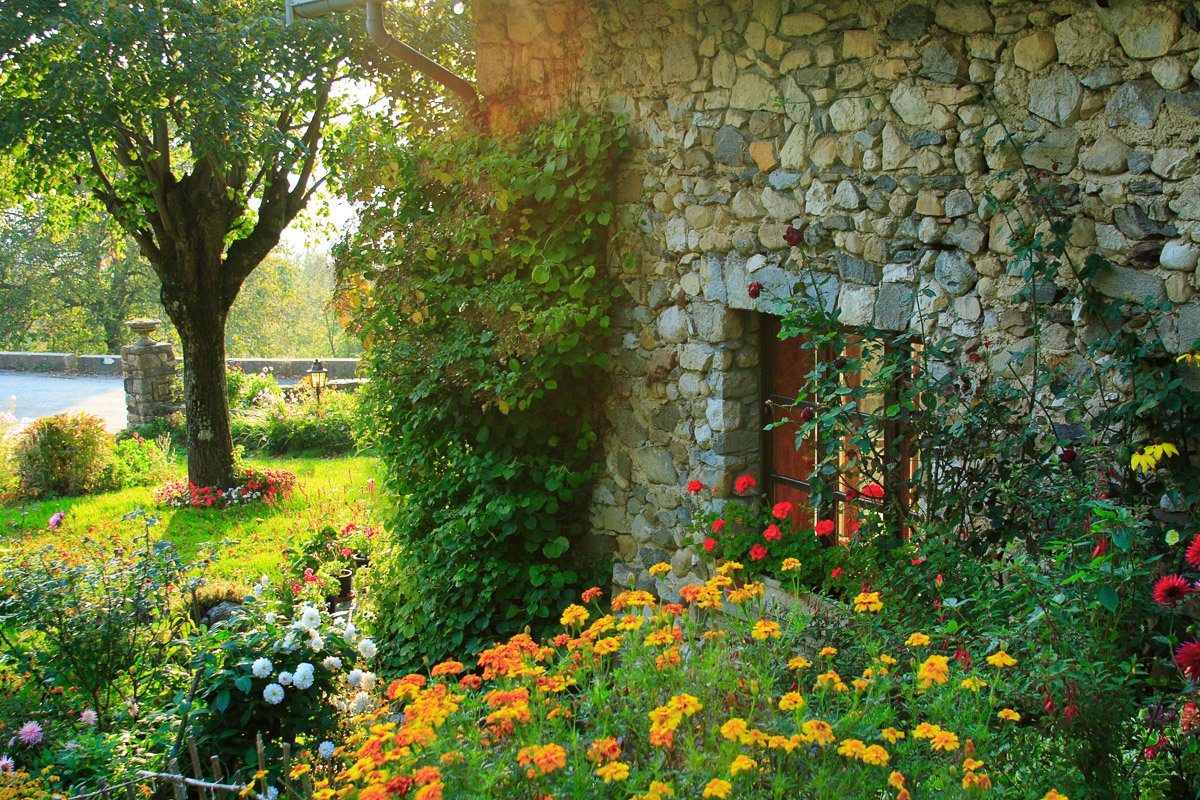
336, 110, 628, 671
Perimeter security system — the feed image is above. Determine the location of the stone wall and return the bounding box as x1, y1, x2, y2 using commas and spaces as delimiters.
476, 0, 1200, 590
121, 321, 181, 427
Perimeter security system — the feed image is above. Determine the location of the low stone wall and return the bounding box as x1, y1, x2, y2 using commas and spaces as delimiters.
0, 352, 360, 379
227, 358, 361, 380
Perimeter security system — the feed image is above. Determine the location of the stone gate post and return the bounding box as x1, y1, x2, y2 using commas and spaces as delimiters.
121, 319, 180, 427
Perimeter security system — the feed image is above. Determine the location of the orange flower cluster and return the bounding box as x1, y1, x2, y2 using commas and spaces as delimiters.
648, 693, 703, 747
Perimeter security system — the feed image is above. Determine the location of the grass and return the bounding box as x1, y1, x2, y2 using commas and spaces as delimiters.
0, 455, 384, 586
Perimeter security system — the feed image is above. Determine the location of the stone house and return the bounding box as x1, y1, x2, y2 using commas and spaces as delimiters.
473, 0, 1200, 587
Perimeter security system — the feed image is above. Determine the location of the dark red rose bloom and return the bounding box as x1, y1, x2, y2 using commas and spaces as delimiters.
703, 537, 718, 553
954, 646, 971, 669
748, 281, 764, 299
734, 474, 757, 493
815, 518, 835, 537
1176, 640, 1200, 679
783, 225, 803, 247
749, 544, 767, 561
862, 482, 885, 499
763, 524, 782, 542
844, 487, 860, 502
798, 406, 816, 422
833, 355, 848, 369
687, 479, 704, 493
967, 352, 982, 362
1060, 448, 1078, 464
1186, 536, 1200, 571
1153, 574, 1195, 606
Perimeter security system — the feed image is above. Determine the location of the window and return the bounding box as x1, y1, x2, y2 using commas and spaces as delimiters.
760, 314, 913, 541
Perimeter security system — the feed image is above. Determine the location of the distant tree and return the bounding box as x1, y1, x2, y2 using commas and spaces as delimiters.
0, 0, 356, 486
0, 204, 159, 353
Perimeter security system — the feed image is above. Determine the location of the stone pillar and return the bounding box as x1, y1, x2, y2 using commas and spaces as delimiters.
121, 319, 180, 427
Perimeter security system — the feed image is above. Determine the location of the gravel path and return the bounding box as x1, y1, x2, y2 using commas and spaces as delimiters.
0, 370, 127, 432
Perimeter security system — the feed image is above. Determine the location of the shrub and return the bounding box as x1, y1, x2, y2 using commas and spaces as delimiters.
231, 386, 360, 456
226, 364, 281, 411
104, 432, 173, 489
338, 109, 627, 672
299, 563, 1080, 800
13, 412, 114, 497
155, 466, 296, 509
0, 412, 21, 501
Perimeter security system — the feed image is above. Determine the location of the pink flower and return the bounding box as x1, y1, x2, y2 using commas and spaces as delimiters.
0, 756, 13, 773
48, 511, 66, 531
771, 501, 794, 520
17, 721, 42, 746
79, 709, 98, 727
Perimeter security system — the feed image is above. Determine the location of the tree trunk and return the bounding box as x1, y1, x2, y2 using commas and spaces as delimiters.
178, 310, 236, 488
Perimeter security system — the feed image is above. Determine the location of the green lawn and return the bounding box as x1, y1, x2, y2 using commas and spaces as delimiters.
0, 455, 383, 586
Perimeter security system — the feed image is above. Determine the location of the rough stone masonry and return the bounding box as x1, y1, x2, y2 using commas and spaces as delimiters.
474, 0, 1200, 591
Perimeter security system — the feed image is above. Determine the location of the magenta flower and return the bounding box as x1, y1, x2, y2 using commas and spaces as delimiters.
17, 721, 42, 746
48, 511, 65, 531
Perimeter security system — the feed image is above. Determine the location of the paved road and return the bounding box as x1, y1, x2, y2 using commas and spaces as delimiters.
0, 371, 127, 432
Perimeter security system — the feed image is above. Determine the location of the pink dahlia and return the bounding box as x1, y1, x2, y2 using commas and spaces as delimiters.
17, 721, 42, 746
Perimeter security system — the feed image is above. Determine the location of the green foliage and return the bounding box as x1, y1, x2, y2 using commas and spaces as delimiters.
0, 413, 19, 502
13, 412, 114, 498
226, 365, 283, 411
232, 386, 363, 456
338, 110, 627, 671
105, 433, 174, 490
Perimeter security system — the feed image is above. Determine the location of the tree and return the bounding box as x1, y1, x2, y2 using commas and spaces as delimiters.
0, 0, 355, 485
0, 203, 160, 353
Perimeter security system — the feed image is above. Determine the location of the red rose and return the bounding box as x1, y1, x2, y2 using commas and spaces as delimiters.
687, 479, 704, 493
862, 483, 885, 499
844, 487, 860, 502
830, 567, 844, 579
935, 572, 944, 587
1152, 574, 1194, 607
712, 519, 726, 533
703, 537, 718, 553
1186, 535, 1200, 571
734, 474, 757, 493
763, 524, 782, 542
798, 406, 816, 422
749, 544, 767, 561
815, 519, 835, 537
748, 281, 764, 299
772, 501, 794, 520
1060, 448, 1078, 464
783, 225, 803, 247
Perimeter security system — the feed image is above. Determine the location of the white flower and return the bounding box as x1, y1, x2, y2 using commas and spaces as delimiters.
264, 612, 277, 624
343, 622, 357, 642
358, 639, 377, 660
251, 658, 273, 679
322, 656, 343, 672
79, 709, 98, 727
293, 663, 315, 691
262, 684, 285, 705
351, 691, 372, 713
281, 632, 297, 651
308, 632, 324, 652
346, 668, 364, 688
265, 787, 279, 800
297, 606, 322, 631
317, 741, 336, 760
259, 574, 270, 587
358, 671, 377, 692
278, 671, 293, 687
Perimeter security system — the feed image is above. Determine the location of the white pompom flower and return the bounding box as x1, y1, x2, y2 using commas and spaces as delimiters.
262, 683, 285, 705
292, 663, 315, 691
358, 639, 377, 660
318, 741, 336, 760
251, 658, 273, 679
322, 656, 343, 672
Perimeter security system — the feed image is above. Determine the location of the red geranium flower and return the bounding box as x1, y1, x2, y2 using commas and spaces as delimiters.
763, 524, 782, 542
749, 544, 767, 561
1176, 640, 1200, 679
830, 567, 844, 579
734, 474, 757, 494
862, 483, 885, 499
814, 519, 835, 537
772, 501, 794, 520
687, 480, 704, 493
1152, 574, 1195, 606
1186, 536, 1200, 570
712, 519, 726, 533
703, 537, 718, 553
911, 556, 926, 566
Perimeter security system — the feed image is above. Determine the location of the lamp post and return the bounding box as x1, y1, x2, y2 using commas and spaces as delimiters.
306, 358, 328, 416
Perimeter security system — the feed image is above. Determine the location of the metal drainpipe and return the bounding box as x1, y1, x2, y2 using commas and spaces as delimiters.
287, 0, 481, 123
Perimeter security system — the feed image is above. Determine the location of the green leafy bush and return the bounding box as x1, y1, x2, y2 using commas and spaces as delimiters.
231, 386, 360, 456
226, 364, 282, 411
104, 432, 173, 489
0, 412, 20, 501
13, 412, 114, 498
337, 109, 627, 671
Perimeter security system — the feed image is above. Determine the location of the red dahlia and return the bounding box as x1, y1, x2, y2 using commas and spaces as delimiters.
1186, 535, 1200, 570
1152, 574, 1195, 607
703, 537, 717, 553
1175, 640, 1200, 679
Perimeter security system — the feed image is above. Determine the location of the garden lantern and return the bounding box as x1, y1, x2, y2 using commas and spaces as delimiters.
306, 358, 328, 414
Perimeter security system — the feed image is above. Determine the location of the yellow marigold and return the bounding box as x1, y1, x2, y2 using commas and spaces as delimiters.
560, 604, 589, 628
879, 654, 898, 666
703, 630, 726, 641
702, 778, 733, 799
1042, 792, 1069, 800
430, 660, 464, 677
929, 729, 960, 752
912, 722, 942, 739
587, 737, 621, 763
640, 781, 674, 800
644, 627, 681, 647
716, 561, 744, 576
617, 614, 645, 631
852, 678, 870, 691
595, 761, 631, 783
288, 764, 311, 779
819, 646, 838, 657
998, 708, 1021, 722
963, 771, 993, 791
960, 677, 988, 692
963, 758, 985, 772
516, 744, 567, 778
801, 719, 836, 746
358, 787, 386, 800
853, 591, 883, 613
815, 669, 849, 692
413, 784, 442, 800
728, 583, 765, 604
788, 656, 812, 669
881, 727, 905, 743
729, 755, 757, 775
838, 738, 868, 759
888, 771, 907, 790
593, 635, 623, 655
917, 654, 951, 688
905, 632, 931, 647
751, 619, 781, 640
649, 562, 672, 577
778, 692, 806, 711
720, 717, 750, 742
861, 744, 890, 766
781, 557, 801, 571
612, 590, 656, 611
670, 693, 702, 715
986, 650, 1017, 668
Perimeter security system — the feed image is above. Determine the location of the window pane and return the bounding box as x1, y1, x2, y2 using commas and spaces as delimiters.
772, 335, 814, 399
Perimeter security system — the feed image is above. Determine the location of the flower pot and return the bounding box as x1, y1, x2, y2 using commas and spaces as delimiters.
337, 568, 354, 597
352, 554, 370, 571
